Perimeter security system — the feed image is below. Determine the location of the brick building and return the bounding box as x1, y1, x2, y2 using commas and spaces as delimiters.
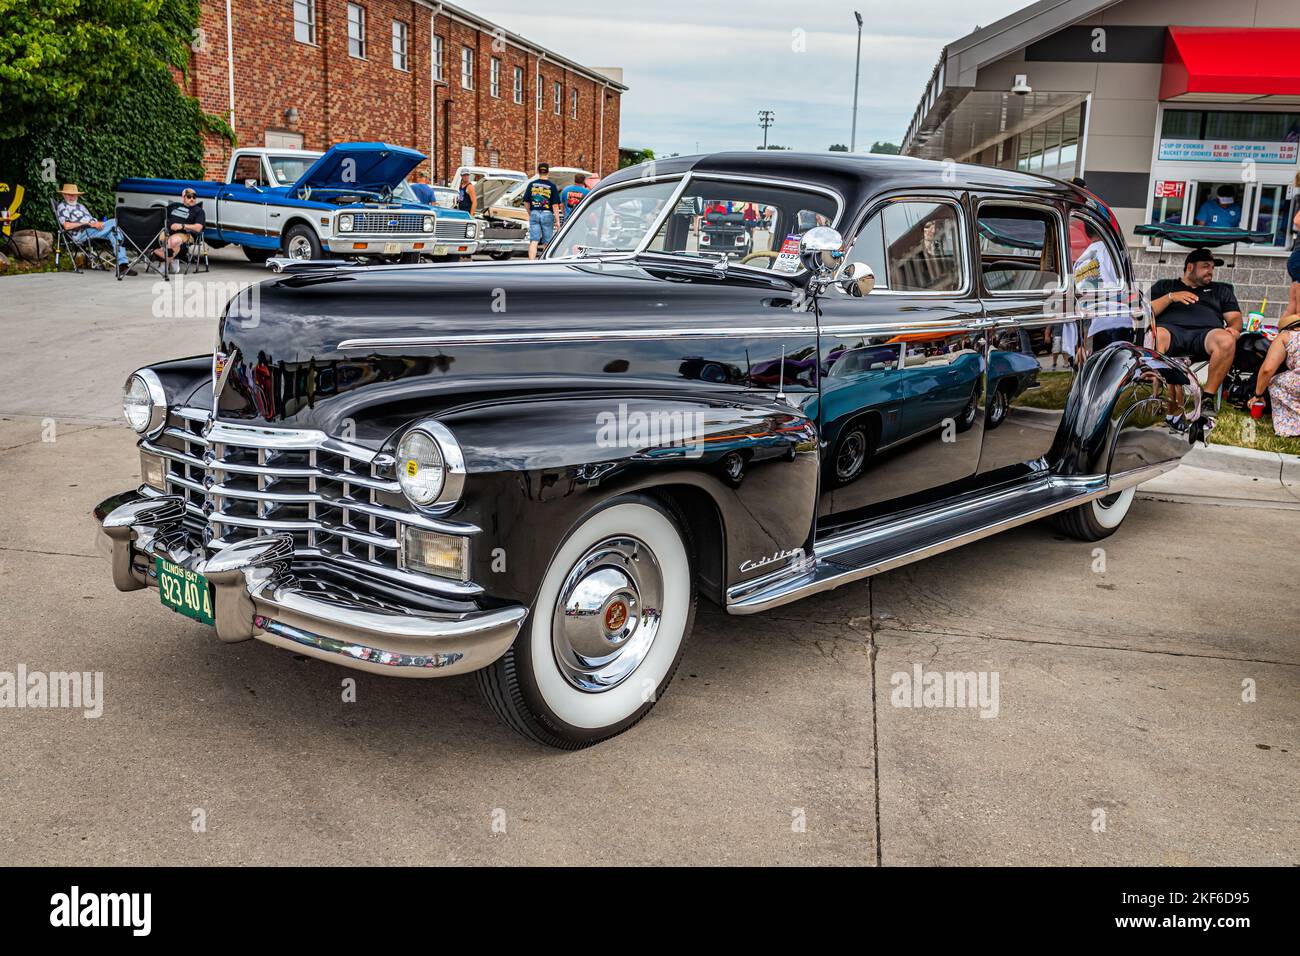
183, 0, 625, 182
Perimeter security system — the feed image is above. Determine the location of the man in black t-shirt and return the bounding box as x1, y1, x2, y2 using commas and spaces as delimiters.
155, 188, 207, 274
1150, 248, 1242, 399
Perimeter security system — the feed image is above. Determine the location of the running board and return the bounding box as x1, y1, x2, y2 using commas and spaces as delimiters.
725, 463, 1174, 615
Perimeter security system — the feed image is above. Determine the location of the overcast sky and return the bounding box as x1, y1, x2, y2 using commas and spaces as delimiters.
470, 0, 1028, 157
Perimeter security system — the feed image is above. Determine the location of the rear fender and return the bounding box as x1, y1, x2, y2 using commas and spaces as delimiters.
1051, 343, 1198, 478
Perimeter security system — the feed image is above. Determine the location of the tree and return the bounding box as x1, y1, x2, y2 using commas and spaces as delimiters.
870, 141, 901, 155
618, 146, 655, 169
758, 144, 790, 150
0, 0, 196, 142
828, 144, 849, 152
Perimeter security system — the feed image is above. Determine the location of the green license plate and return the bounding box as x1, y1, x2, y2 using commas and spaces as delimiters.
156, 557, 215, 626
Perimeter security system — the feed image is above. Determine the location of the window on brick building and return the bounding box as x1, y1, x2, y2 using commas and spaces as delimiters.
293, 0, 316, 45
392, 21, 408, 71
513, 66, 523, 104
347, 4, 366, 59
570, 87, 578, 119
432, 35, 445, 82
461, 46, 474, 90
490, 57, 500, 97
553, 80, 561, 115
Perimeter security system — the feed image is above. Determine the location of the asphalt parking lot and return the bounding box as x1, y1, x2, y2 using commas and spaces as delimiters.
1, 254, 1297, 865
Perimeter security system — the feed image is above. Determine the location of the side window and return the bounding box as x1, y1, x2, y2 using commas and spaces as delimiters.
845, 200, 963, 293
977, 203, 1063, 293
232, 155, 265, 186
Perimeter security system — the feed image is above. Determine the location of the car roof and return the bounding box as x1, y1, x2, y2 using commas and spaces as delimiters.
600, 151, 1087, 208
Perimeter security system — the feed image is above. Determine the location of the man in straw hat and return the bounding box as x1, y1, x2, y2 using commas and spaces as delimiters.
55, 183, 135, 277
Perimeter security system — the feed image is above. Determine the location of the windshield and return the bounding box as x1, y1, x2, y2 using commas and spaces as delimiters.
548, 177, 839, 271
549, 180, 679, 255
430, 187, 459, 209
268, 154, 318, 184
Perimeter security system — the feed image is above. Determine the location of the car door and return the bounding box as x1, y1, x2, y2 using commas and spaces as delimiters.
814, 193, 989, 529
216, 153, 272, 244
972, 198, 1076, 478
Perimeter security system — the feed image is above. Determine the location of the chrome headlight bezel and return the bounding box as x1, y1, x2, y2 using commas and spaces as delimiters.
337, 213, 355, 232
466, 222, 478, 239
123, 369, 167, 437
395, 420, 466, 509
422, 215, 435, 233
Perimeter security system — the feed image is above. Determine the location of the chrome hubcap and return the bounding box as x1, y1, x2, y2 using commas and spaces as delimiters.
552, 536, 662, 693
837, 432, 866, 479
287, 235, 313, 259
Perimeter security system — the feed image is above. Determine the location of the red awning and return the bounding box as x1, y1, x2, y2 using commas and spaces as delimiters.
1161, 27, 1300, 101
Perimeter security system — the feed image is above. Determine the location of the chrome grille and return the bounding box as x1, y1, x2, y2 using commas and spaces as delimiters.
348, 212, 429, 234
140, 408, 479, 595
435, 220, 473, 241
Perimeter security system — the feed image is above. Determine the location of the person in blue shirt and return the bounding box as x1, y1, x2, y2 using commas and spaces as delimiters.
408, 174, 436, 206
525, 163, 562, 259
1194, 185, 1242, 229
558, 177, 590, 224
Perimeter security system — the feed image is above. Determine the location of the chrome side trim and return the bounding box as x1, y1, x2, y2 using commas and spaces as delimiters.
338, 324, 819, 351
726, 461, 1177, 615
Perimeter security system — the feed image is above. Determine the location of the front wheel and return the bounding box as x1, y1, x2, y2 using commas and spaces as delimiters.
476, 496, 696, 749
282, 224, 322, 260
1051, 487, 1136, 541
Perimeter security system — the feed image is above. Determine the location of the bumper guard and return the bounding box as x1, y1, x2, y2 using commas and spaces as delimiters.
94, 491, 527, 677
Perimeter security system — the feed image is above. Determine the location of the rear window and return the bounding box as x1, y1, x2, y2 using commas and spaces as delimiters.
977, 204, 1063, 292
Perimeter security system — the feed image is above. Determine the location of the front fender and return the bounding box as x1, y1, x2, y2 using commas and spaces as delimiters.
1050, 343, 1198, 478
411, 393, 820, 606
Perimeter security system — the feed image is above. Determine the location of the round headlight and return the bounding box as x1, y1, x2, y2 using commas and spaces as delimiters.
123, 370, 165, 436
422, 216, 435, 233
397, 429, 446, 505
338, 214, 354, 232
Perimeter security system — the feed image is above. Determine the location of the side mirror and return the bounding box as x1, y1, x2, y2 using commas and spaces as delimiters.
835, 261, 876, 297
798, 226, 844, 276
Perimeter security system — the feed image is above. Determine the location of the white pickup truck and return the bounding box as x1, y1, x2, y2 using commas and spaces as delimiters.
116, 142, 479, 262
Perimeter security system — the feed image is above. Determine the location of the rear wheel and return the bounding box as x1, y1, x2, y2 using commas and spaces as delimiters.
476, 496, 695, 749
1051, 487, 1136, 541
987, 384, 1011, 429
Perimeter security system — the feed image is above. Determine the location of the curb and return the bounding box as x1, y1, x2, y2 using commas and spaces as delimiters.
1185, 442, 1300, 486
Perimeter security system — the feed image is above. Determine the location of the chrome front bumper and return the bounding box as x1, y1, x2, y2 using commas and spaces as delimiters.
479, 236, 528, 255
94, 491, 527, 678
323, 235, 478, 256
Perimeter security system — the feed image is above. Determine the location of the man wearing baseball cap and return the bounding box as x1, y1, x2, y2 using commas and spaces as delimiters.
1150, 248, 1241, 399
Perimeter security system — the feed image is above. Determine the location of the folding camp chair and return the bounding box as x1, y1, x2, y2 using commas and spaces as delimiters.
114, 205, 169, 281
49, 197, 115, 272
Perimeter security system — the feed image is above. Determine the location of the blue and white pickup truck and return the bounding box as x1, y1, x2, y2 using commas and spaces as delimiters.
116, 141, 480, 262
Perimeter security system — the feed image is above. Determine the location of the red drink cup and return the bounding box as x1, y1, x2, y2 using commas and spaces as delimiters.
1250, 401, 1265, 419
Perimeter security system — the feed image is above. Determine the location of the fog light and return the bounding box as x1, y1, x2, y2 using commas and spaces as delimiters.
401, 527, 469, 581
140, 451, 166, 491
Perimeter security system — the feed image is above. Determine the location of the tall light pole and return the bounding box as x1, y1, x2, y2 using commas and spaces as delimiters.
758, 109, 775, 149
850, 11, 863, 152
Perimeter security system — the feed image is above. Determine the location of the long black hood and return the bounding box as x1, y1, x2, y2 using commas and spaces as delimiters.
215, 258, 812, 436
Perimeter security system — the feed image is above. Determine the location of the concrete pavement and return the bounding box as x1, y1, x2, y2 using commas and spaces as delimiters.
0, 261, 1296, 865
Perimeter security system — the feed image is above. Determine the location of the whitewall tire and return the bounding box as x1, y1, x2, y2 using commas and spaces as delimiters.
1051, 485, 1136, 541
476, 496, 695, 748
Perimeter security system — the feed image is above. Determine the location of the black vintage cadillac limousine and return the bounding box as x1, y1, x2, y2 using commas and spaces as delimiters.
95, 151, 1203, 748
